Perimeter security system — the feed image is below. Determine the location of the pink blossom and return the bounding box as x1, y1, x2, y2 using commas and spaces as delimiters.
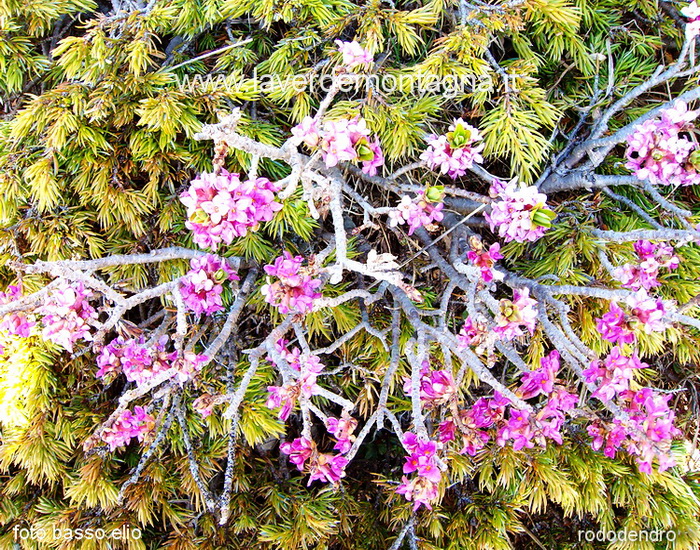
518, 350, 560, 399
280, 437, 314, 469
583, 347, 648, 402
0, 284, 35, 339
266, 346, 325, 419
493, 288, 538, 341
317, 118, 384, 174
625, 290, 672, 334
388, 190, 444, 235
613, 240, 679, 290
420, 119, 485, 179
403, 361, 456, 406
335, 40, 373, 67
261, 252, 322, 315
180, 254, 239, 315
596, 302, 635, 344
307, 453, 349, 485
290, 116, 321, 148
467, 242, 503, 283
396, 432, 442, 510
485, 180, 555, 243
101, 406, 156, 451
682, 2, 700, 38
326, 413, 358, 454
625, 100, 700, 186
193, 394, 216, 418
180, 170, 282, 250
38, 280, 98, 352
457, 316, 488, 349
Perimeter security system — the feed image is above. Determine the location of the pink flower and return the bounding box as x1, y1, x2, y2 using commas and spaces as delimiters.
467, 242, 503, 283
261, 252, 322, 315
625, 290, 672, 334
403, 362, 456, 406
0, 284, 35, 339
290, 116, 321, 148
485, 180, 555, 243
396, 432, 442, 510
38, 280, 98, 352
307, 453, 348, 485
613, 240, 679, 290
388, 190, 444, 235
493, 288, 538, 341
193, 394, 216, 418
101, 406, 156, 451
180, 171, 282, 250
335, 40, 373, 67
420, 119, 485, 179
596, 302, 635, 344
180, 254, 239, 315
625, 101, 700, 186
326, 413, 358, 454
361, 139, 384, 176
583, 347, 648, 402
457, 317, 488, 349
682, 2, 700, 38
280, 437, 314, 469
518, 350, 560, 399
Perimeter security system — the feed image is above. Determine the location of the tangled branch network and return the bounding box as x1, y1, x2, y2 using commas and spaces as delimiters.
2, 27, 700, 534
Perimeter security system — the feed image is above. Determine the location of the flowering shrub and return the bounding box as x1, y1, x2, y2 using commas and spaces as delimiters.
3, 3, 700, 549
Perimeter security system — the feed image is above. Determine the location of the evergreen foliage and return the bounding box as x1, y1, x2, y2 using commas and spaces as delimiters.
0, 1, 699, 549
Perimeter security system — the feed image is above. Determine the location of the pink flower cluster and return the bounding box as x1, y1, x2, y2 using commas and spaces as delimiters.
396, 433, 443, 510
595, 291, 671, 344
420, 119, 485, 179
387, 190, 444, 236
0, 284, 34, 339
266, 341, 324, 420
625, 100, 700, 186
493, 288, 539, 341
38, 280, 98, 353
280, 437, 349, 485
261, 252, 322, 315
588, 388, 681, 473
683, 1, 700, 38
290, 116, 384, 175
584, 346, 648, 402
467, 241, 503, 283
584, 345, 680, 472
403, 361, 457, 407
438, 353, 577, 458
96, 335, 206, 386
439, 393, 509, 456
101, 406, 156, 451
180, 254, 239, 315
485, 179, 555, 243
334, 40, 373, 68
325, 412, 358, 454
613, 240, 679, 291
457, 316, 489, 350
497, 352, 578, 449
180, 170, 283, 250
